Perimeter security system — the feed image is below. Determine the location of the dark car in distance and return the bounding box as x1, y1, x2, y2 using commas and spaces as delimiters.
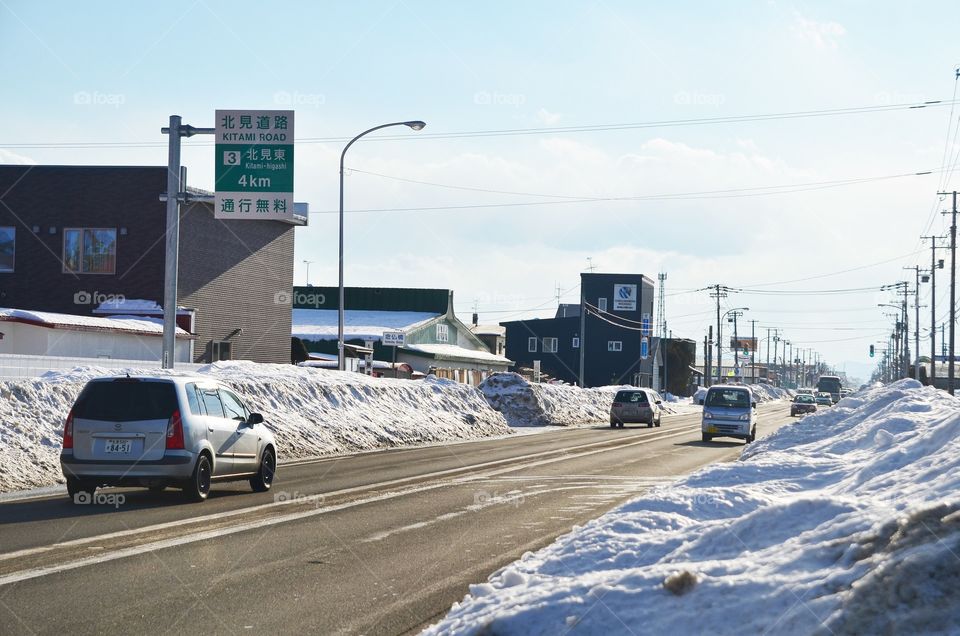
790, 394, 817, 417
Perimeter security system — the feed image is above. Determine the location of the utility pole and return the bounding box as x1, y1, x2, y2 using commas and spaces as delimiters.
705, 326, 713, 388
710, 285, 729, 383
656, 273, 667, 339
730, 309, 744, 373
922, 235, 942, 386
578, 282, 586, 388
904, 266, 922, 381
750, 319, 758, 384
940, 191, 957, 394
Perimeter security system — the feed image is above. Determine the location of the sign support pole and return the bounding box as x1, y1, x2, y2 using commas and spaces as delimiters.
160, 116, 215, 368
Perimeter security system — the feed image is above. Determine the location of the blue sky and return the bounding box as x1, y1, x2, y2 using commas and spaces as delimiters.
3, 0, 960, 380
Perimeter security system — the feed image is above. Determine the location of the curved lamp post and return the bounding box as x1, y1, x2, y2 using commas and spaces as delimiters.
338, 121, 426, 371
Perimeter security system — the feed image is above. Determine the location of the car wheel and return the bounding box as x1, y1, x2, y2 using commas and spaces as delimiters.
251, 448, 276, 493
656, 415, 662, 427
618, 422, 625, 429
66, 476, 95, 502
610, 420, 617, 428
183, 454, 212, 502
702, 433, 712, 443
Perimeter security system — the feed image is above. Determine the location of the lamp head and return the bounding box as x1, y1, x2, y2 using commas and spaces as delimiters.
404, 120, 426, 131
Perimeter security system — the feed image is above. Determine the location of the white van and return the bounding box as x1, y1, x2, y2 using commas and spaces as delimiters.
699, 385, 757, 444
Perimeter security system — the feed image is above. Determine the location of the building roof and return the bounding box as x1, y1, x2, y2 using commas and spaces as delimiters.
470, 324, 506, 336
403, 343, 512, 365
292, 308, 439, 341
0, 307, 193, 338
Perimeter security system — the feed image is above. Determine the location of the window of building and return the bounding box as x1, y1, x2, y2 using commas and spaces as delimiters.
572, 337, 580, 349
543, 337, 558, 353
598, 298, 607, 312
608, 340, 622, 352
436, 323, 449, 342
212, 340, 232, 361
0, 227, 14, 272
63, 228, 117, 274
528, 337, 538, 352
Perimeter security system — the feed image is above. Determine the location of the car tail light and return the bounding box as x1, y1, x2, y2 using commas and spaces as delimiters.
63, 408, 74, 449
166, 410, 185, 450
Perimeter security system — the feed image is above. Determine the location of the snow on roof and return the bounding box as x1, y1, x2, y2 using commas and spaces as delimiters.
93, 299, 192, 315
470, 324, 506, 336
0, 307, 192, 338
404, 343, 511, 365
292, 308, 439, 341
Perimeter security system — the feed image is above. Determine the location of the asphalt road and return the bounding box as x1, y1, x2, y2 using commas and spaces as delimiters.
0, 403, 794, 635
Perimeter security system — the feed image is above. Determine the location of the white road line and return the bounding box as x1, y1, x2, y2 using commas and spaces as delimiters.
0, 425, 701, 586
0, 424, 697, 563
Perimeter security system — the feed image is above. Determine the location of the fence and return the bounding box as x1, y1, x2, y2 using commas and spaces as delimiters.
0, 353, 206, 380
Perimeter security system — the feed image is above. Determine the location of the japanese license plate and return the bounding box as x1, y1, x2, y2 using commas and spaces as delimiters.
104, 439, 132, 454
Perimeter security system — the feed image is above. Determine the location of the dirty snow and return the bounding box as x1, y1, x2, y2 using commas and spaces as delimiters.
480, 373, 702, 427
425, 380, 960, 635
0, 361, 509, 493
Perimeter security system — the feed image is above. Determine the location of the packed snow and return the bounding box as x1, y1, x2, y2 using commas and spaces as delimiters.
480, 373, 701, 427
424, 379, 960, 635
291, 308, 438, 341
0, 307, 190, 336
0, 361, 510, 493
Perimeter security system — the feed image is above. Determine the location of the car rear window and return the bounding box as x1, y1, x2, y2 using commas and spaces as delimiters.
73, 380, 178, 422
614, 390, 648, 403
706, 389, 750, 408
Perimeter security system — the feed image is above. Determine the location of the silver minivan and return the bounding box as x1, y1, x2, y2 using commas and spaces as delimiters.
610, 388, 663, 428
699, 385, 757, 444
60, 376, 277, 502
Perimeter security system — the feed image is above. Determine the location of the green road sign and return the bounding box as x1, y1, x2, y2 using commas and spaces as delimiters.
215, 110, 294, 221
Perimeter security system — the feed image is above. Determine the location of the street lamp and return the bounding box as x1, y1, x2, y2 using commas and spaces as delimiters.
338, 120, 426, 371
718, 306, 749, 382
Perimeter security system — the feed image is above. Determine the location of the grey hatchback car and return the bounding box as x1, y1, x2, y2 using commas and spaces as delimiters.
60, 375, 277, 502
610, 388, 663, 428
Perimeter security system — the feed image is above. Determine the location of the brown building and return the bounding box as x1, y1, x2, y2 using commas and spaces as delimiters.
0, 165, 304, 364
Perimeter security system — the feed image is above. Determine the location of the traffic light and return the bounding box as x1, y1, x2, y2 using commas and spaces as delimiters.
869, 344, 875, 358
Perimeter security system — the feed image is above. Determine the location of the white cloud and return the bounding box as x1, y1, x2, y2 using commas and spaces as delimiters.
791, 12, 846, 50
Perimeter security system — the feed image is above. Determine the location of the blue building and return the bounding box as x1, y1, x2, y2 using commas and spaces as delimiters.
502, 273, 660, 388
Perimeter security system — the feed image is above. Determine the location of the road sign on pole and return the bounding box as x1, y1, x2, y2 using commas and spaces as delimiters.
215, 109, 294, 221
383, 331, 406, 347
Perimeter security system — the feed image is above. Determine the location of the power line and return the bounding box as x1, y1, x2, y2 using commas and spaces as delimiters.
3, 98, 954, 150
310, 168, 943, 215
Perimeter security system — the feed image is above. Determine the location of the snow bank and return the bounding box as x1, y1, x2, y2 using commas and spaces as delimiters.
0, 361, 510, 493
691, 383, 792, 404
425, 379, 960, 635
479, 374, 700, 427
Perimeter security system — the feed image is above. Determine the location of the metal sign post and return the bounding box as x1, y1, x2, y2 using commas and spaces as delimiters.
160, 116, 215, 368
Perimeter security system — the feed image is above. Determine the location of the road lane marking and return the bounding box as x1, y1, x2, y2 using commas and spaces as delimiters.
0, 424, 713, 586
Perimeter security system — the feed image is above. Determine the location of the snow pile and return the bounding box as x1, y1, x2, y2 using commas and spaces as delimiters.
691, 383, 792, 404
479, 373, 619, 427
0, 361, 510, 493
425, 380, 960, 635
479, 374, 699, 426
